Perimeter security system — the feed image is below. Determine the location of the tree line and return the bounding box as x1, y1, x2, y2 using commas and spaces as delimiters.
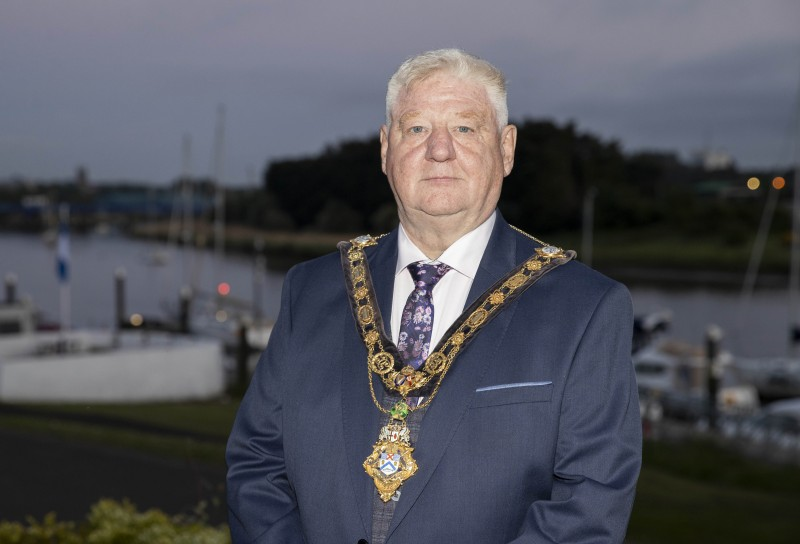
0, 118, 792, 246
261, 119, 792, 242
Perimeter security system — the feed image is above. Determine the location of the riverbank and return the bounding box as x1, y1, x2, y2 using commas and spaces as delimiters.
128, 221, 791, 289
130, 221, 353, 263
2, 401, 800, 543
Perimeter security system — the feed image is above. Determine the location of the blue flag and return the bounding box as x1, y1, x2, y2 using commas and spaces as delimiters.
56, 205, 70, 283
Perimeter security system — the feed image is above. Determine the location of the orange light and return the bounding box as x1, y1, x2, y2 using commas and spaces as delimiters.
746, 177, 760, 190
772, 177, 786, 190
130, 313, 144, 327
217, 282, 231, 296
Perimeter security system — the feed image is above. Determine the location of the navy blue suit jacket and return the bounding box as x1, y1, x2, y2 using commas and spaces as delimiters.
226, 215, 641, 543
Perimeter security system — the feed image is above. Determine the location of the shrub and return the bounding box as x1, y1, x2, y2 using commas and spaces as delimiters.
0, 499, 230, 544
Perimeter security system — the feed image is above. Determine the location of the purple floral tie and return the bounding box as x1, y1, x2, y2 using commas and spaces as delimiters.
397, 262, 451, 369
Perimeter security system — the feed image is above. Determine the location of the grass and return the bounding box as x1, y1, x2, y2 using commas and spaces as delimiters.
0, 401, 237, 464
550, 226, 789, 273
132, 221, 355, 261
12, 400, 242, 436
2, 401, 800, 543
628, 438, 800, 544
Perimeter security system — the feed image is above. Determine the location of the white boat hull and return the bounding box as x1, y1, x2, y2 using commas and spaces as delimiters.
0, 330, 225, 403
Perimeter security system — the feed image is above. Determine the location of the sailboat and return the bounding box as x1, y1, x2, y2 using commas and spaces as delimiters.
0, 209, 226, 404
735, 177, 800, 400
174, 104, 274, 358
734, 81, 800, 402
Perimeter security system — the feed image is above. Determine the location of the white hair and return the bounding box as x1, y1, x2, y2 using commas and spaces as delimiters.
385, 48, 509, 130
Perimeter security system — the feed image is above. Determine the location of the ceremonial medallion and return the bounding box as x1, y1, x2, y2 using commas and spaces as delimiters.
363, 421, 418, 502
536, 245, 565, 258
338, 231, 575, 501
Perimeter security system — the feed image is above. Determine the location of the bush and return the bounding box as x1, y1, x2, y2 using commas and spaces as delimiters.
0, 499, 230, 544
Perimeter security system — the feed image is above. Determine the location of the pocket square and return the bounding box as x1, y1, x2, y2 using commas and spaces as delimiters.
475, 381, 552, 393
471, 381, 554, 407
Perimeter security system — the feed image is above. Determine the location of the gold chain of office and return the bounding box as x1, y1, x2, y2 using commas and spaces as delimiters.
339, 231, 572, 412
338, 229, 575, 502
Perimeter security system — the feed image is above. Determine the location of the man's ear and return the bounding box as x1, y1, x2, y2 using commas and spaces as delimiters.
379, 125, 389, 174
501, 124, 517, 177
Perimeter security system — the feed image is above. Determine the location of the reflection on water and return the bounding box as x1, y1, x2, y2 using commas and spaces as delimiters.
630, 285, 791, 358
1, 231, 793, 359
2, 232, 285, 331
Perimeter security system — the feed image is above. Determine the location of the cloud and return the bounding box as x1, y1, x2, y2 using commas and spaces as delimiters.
1, 0, 798, 181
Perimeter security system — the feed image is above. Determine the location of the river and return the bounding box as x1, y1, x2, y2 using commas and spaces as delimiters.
1, 231, 793, 359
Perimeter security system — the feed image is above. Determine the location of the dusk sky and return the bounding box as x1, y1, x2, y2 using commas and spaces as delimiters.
2, 0, 799, 186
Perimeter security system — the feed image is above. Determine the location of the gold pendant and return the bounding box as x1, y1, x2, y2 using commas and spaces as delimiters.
363, 419, 418, 502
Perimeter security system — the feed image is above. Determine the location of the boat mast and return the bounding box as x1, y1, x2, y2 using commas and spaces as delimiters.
181, 134, 196, 291
212, 104, 226, 286
789, 77, 800, 348
738, 181, 779, 341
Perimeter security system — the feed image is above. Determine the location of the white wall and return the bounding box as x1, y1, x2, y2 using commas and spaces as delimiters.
0, 336, 226, 403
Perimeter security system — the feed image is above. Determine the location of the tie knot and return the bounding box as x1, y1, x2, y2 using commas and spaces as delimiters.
407, 262, 451, 290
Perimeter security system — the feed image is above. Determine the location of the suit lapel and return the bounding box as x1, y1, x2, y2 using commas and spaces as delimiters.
386, 216, 523, 535
340, 230, 398, 535
466, 215, 519, 306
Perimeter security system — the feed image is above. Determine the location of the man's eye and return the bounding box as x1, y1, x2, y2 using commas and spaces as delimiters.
409, 126, 424, 134
456, 126, 473, 133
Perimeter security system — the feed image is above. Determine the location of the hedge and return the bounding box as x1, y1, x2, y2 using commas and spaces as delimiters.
0, 499, 230, 544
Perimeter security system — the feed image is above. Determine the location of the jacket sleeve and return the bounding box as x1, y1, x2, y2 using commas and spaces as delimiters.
511, 282, 642, 543
226, 268, 307, 544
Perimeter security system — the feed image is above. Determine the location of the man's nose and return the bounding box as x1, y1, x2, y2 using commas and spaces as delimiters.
425, 128, 456, 162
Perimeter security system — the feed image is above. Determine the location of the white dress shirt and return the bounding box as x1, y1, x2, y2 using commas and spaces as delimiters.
390, 211, 496, 348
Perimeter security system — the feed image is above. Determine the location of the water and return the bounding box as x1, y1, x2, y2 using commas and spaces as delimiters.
1, 231, 285, 331
631, 286, 790, 358
1, 231, 792, 359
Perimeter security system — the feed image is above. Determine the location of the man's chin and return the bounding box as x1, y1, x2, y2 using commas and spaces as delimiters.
417, 207, 465, 220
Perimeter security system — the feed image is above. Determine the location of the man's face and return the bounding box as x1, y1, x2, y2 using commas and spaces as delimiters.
380, 71, 516, 232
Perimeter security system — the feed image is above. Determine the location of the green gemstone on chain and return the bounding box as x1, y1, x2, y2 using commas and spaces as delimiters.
391, 401, 410, 420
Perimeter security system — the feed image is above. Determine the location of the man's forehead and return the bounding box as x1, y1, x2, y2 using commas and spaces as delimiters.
396, 109, 489, 125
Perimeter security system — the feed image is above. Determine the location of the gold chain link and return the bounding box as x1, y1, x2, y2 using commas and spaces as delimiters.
508, 223, 550, 247
346, 233, 567, 416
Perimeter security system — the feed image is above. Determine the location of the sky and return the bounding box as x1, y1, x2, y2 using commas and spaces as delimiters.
1, 0, 799, 186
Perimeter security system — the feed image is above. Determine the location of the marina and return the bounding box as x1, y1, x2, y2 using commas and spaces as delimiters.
0, 230, 282, 402
0, 231, 285, 331
2, 229, 800, 418
1, 230, 791, 349
2, 229, 799, 530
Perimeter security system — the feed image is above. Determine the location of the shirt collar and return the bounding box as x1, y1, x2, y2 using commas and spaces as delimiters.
395, 210, 496, 280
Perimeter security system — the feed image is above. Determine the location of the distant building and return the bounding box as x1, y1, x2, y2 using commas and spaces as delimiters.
692, 148, 735, 172
76, 166, 90, 192
693, 178, 753, 200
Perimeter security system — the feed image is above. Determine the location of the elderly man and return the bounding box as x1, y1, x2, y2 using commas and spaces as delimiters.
226, 48, 641, 544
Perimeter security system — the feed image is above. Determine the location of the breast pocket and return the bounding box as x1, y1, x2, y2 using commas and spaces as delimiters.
470, 382, 554, 408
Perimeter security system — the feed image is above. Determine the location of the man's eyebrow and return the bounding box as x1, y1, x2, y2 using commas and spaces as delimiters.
397, 111, 422, 126
456, 111, 486, 123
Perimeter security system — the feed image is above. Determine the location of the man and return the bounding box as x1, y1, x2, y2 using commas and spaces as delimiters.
226, 48, 641, 544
